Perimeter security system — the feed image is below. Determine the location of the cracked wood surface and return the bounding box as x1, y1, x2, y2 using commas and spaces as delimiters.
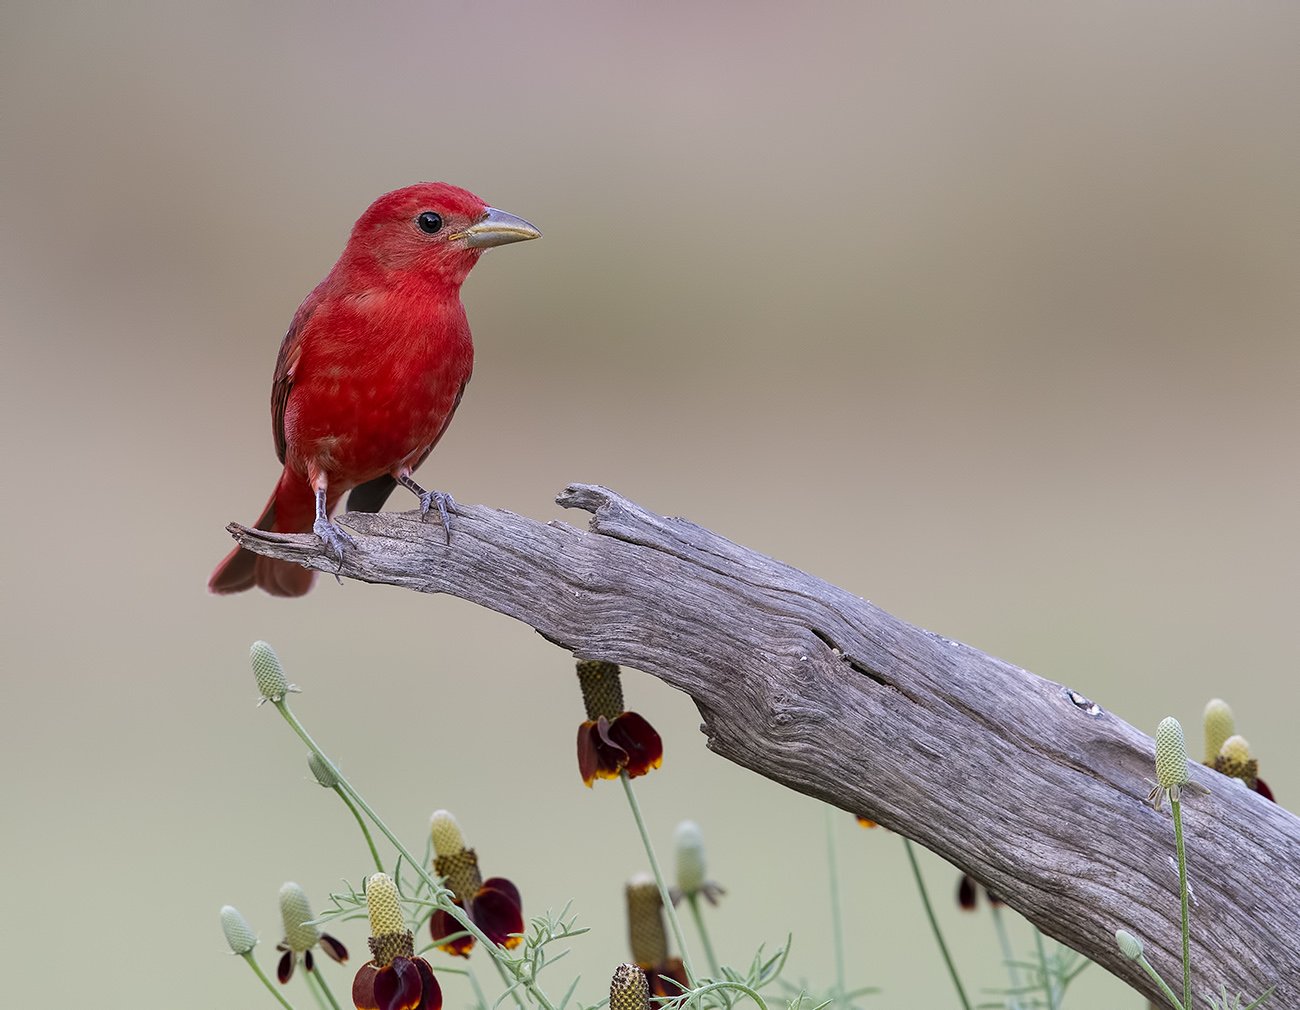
227, 483, 1299, 1004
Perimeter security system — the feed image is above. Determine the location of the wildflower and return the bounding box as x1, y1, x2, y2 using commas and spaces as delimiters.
574, 660, 663, 786
427, 810, 523, 957
1148, 717, 1207, 808
353, 873, 441, 1010
251, 640, 299, 705
626, 875, 688, 998
1214, 735, 1274, 802
221, 905, 258, 956
956, 873, 1003, 911
1202, 698, 1235, 764
671, 820, 725, 906
610, 963, 651, 1010
277, 881, 348, 983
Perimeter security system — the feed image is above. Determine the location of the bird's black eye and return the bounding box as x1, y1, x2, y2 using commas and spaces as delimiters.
416, 211, 443, 234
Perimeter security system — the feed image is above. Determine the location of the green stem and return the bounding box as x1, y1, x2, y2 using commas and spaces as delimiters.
308, 967, 343, 1010
619, 772, 698, 985
1033, 928, 1059, 1010
1136, 954, 1185, 1010
272, 700, 545, 1010
825, 807, 846, 1003
902, 839, 971, 1010
333, 784, 384, 874
687, 893, 721, 978
989, 903, 1023, 1010
465, 964, 491, 1010
238, 951, 299, 1010
686, 980, 769, 1010
1172, 796, 1191, 1010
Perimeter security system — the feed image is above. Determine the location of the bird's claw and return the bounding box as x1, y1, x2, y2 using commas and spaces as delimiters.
313, 516, 357, 567
418, 490, 456, 545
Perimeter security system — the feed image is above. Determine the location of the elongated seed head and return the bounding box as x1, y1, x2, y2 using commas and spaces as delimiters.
430, 810, 466, 856
221, 905, 258, 955
625, 874, 669, 967
251, 641, 290, 701
1215, 734, 1259, 785
366, 873, 405, 938
1155, 717, 1190, 788
577, 660, 625, 721
610, 963, 651, 1010
279, 882, 321, 952
674, 821, 707, 896
1202, 699, 1235, 764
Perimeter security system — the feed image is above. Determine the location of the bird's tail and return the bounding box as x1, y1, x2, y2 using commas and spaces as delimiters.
208, 470, 318, 597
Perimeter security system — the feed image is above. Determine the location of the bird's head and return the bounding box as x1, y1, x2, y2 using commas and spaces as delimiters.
343, 182, 540, 288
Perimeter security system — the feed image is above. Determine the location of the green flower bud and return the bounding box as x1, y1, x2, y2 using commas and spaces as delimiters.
307, 752, 339, 788
674, 821, 707, 897
610, 962, 651, 1010
221, 905, 258, 955
1115, 928, 1143, 961
1202, 699, 1235, 764
279, 882, 321, 953
251, 641, 297, 703
1155, 717, 1190, 789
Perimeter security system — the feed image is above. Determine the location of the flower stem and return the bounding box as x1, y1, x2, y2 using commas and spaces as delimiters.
824, 807, 846, 1003
308, 967, 343, 1010
619, 772, 698, 985
1135, 953, 1185, 1010
333, 783, 384, 874
686, 893, 721, 978
238, 951, 298, 1010
989, 903, 1023, 1010
1171, 796, 1191, 1010
686, 980, 769, 1010
271, 699, 548, 1010
901, 838, 971, 1010
1032, 928, 1059, 1010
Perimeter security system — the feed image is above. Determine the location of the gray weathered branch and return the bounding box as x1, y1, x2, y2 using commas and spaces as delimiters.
228, 484, 1298, 1004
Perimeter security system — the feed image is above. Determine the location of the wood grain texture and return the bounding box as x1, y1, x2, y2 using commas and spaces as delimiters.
228, 484, 1298, 1005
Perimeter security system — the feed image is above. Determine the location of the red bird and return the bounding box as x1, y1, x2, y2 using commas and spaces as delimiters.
209, 183, 540, 596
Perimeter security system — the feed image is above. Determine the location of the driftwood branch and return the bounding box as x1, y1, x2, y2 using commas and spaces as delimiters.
229, 484, 1299, 1004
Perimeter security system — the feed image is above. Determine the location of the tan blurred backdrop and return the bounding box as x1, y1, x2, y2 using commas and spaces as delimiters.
1, 3, 1296, 1007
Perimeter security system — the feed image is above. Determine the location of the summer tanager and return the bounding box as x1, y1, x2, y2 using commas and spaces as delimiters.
209, 183, 540, 596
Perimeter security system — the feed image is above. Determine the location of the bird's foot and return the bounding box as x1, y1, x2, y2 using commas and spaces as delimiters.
313, 515, 357, 566
417, 489, 456, 545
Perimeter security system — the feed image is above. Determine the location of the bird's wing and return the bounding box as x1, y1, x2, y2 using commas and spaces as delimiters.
270, 293, 323, 465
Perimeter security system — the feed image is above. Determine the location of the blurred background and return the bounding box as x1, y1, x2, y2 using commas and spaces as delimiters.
2, 2, 1296, 1007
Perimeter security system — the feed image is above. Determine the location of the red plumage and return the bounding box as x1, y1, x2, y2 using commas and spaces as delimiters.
210, 183, 539, 596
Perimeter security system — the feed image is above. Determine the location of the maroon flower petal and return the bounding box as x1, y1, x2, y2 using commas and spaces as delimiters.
353, 964, 381, 1010
578, 718, 629, 785
646, 958, 689, 998
320, 932, 349, 964
473, 878, 525, 949
277, 947, 295, 984
608, 711, 663, 778
305, 949, 315, 973
372, 957, 426, 1010
1256, 777, 1275, 802
430, 906, 475, 957
957, 874, 977, 911
412, 955, 442, 1010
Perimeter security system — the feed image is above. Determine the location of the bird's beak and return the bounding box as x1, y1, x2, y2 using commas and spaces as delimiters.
453, 207, 542, 249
